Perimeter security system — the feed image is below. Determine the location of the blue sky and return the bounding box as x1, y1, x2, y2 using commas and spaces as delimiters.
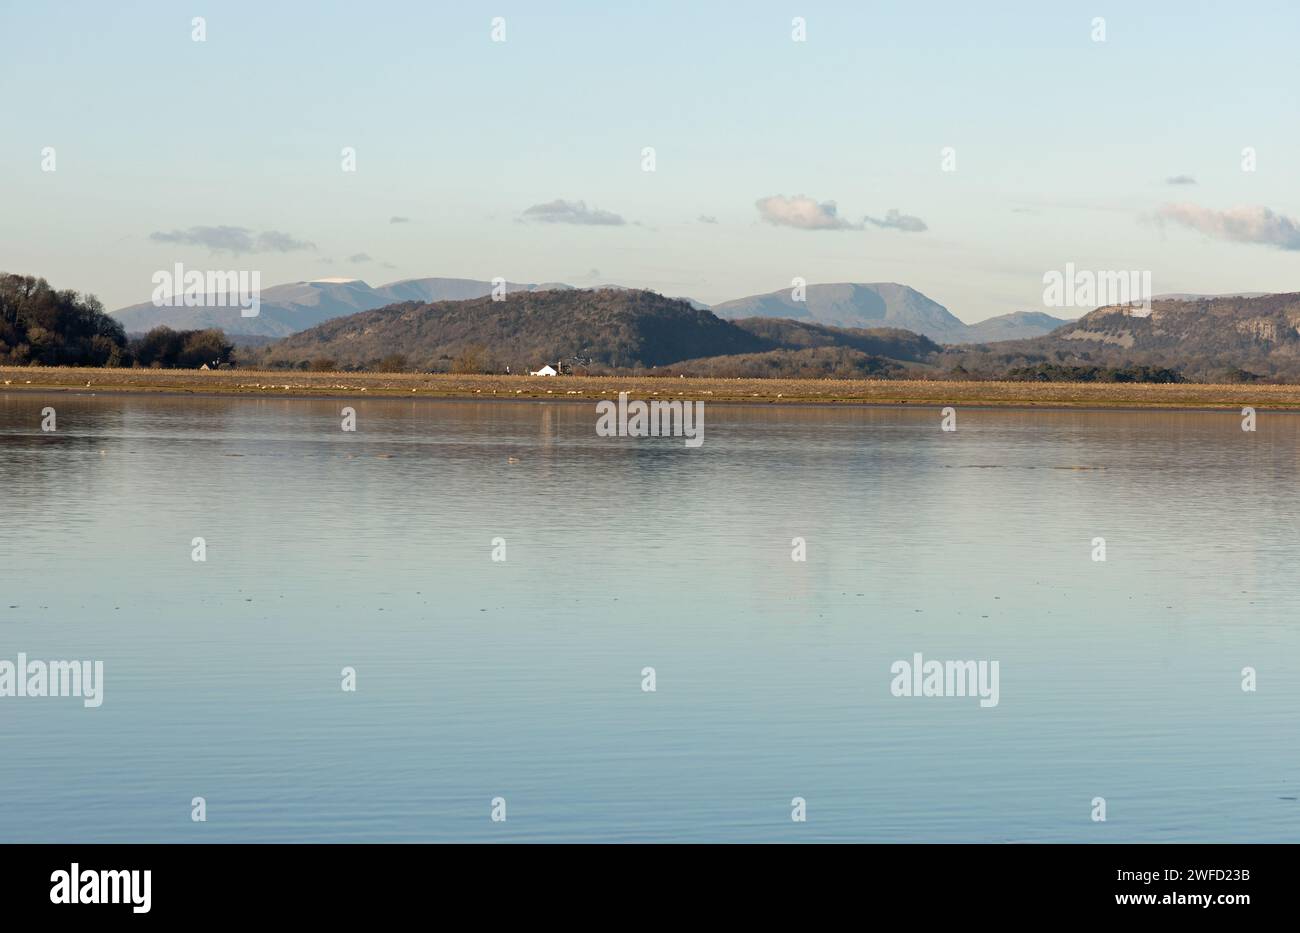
2, 0, 1298, 320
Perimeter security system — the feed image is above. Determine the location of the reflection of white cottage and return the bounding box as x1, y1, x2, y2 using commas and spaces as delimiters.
530, 364, 558, 376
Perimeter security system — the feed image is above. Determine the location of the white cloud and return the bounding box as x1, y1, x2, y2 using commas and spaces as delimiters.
1155, 203, 1300, 250
755, 196, 927, 233
149, 226, 316, 254
755, 194, 855, 230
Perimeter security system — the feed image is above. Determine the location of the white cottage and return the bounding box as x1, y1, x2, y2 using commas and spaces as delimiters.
529, 364, 559, 376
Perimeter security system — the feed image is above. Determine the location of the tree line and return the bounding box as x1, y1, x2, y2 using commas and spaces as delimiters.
1, 274, 233, 368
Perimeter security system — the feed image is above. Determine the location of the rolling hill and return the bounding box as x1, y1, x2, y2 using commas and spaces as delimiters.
1056, 293, 1300, 359
261, 289, 762, 370
729, 317, 939, 361
964, 311, 1072, 343
257, 288, 941, 372
941, 293, 1300, 381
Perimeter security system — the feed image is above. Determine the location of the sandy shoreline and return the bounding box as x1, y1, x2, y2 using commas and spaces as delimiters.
3, 366, 1299, 410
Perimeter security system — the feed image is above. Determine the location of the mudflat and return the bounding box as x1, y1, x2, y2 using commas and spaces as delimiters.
3, 365, 1300, 409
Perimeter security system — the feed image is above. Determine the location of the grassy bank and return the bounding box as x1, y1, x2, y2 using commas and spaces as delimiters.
3, 365, 1299, 410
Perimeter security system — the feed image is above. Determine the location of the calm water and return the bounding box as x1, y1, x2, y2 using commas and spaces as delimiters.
1, 391, 1297, 842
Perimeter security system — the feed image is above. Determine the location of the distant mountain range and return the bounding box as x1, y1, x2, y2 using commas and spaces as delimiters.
111, 277, 561, 338
270, 287, 1300, 380
710, 283, 1073, 343
712, 283, 966, 341
112, 276, 1070, 344
21, 263, 1300, 379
